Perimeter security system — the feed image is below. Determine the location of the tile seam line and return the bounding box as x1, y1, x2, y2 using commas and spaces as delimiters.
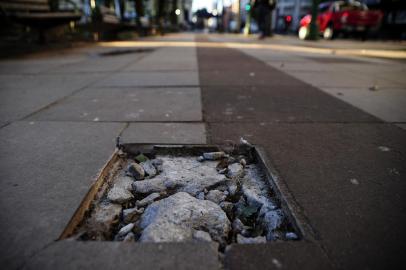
5, 120, 401, 126
14, 120, 206, 124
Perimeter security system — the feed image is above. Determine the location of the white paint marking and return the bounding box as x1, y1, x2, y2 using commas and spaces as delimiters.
350, 178, 359, 185
378, 146, 390, 152
272, 258, 282, 269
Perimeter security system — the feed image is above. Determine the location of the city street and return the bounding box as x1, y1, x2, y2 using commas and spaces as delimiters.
0, 33, 405, 269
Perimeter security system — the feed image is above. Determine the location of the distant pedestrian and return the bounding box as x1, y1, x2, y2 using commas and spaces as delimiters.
254, 0, 275, 39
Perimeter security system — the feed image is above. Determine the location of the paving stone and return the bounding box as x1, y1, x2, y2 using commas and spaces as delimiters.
28, 87, 202, 122
22, 241, 220, 270
225, 242, 332, 270
0, 121, 124, 269
93, 71, 199, 87
121, 123, 206, 144
124, 47, 198, 71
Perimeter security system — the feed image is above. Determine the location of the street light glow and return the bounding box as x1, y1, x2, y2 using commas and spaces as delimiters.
175, 9, 181, 16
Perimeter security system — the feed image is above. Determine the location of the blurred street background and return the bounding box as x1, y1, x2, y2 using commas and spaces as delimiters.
0, 0, 405, 270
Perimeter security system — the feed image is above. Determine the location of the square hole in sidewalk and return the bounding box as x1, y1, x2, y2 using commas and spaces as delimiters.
60, 144, 301, 251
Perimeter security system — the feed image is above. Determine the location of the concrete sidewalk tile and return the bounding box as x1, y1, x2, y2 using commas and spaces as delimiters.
48, 56, 144, 74
94, 71, 199, 87
0, 121, 124, 269
29, 87, 202, 122
287, 70, 401, 89
121, 123, 206, 144
320, 87, 406, 123
22, 241, 221, 270
206, 122, 406, 270
300, 197, 406, 269
202, 84, 378, 123
0, 58, 83, 75
0, 73, 102, 91
123, 46, 198, 71
225, 242, 332, 270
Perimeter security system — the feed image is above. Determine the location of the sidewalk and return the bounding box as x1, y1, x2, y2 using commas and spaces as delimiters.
0, 33, 405, 269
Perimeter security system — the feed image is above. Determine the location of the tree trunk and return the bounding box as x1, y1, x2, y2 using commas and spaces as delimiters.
307, 0, 319, 40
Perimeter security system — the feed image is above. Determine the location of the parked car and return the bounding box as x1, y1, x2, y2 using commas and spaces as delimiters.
298, 0, 383, 40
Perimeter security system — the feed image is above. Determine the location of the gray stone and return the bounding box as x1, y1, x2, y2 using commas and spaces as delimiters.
227, 183, 238, 197
197, 192, 205, 200
285, 232, 299, 240
197, 156, 205, 162
232, 218, 245, 233
237, 234, 266, 244
87, 203, 122, 238
205, 190, 227, 204
203, 152, 227, 160
133, 174, 227, 196
139, 192, 231, 243
193, 230, 212, 242
127, 163, 145, 180
117, 223, 135, 237
107, 176, 135, 204
123, 232, 135, 242
218, 168, 227, 174
123, 207, 144, 223
219, 201, 234, 217
114, 176, 134, 191
141, 160, 157, 177
234, 197, 247, 217
136, 192, 160, 207
151, 159, 164, 172
227, 163, 244, 179
262, 210, 284, 240
239, 158, 247, 167
241, 165, 277, 212
107, 187, 134, 204
151, 159, 163, 166
132, 156, 229, 196
258, 203, 278, 218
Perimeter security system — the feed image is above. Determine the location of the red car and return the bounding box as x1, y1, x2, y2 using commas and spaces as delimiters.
298, 1, 383, 40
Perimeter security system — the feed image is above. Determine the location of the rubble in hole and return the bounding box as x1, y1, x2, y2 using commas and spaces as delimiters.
75, 143, 298, 249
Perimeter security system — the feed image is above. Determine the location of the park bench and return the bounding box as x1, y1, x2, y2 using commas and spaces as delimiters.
0, 0, 81, 41
87, 4, 138, 40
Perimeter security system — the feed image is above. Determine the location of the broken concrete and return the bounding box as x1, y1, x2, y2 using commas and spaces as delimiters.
236, 234, 266, 244
127, 163, 145, 180
86, 203, 122, 239
141, 160, 157, 177
132, 156, 229, 196
136, 192, 160, 207
122, 207, 144, 224
107, 187, 134, 204
206, 190, 227, 204
139, 192, 231, 244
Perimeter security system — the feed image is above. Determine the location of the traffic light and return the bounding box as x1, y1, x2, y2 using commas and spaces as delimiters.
245, 3, 251, 11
